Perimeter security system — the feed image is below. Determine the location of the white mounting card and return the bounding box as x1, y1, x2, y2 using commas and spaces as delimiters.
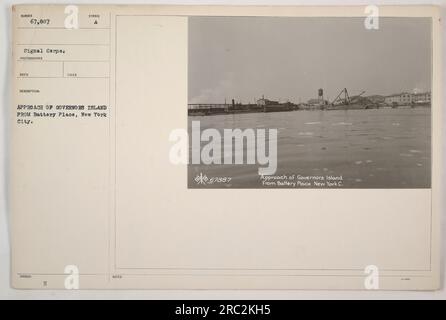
11, 4, 442, 290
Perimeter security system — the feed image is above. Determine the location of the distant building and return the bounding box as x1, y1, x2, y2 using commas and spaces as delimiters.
384, 92, 431, 106
257, 97, 279, 106
384, 94, 399, 105
384, 92, 412, 105
412, 92, 431, 103
366, 95, 385, 103
307, 98, 328, 106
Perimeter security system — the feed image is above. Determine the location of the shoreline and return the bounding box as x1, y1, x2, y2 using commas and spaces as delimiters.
188, 104, 431, 117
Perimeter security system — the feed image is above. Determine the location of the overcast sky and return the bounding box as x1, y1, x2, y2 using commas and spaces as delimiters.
188, 17, 431, 104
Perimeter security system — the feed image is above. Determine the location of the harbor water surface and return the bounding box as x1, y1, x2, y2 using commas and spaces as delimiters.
188, 107, 431, 188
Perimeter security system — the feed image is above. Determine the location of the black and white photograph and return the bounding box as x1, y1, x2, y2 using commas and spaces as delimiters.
188, 17, 432, 188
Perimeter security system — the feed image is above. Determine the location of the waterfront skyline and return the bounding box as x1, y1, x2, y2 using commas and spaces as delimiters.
189, 17, 431, 104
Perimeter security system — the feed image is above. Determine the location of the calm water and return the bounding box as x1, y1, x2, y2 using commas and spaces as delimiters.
188, 107, 431, 188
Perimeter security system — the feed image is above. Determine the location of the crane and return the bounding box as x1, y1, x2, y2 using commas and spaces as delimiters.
331, 88, 366, 106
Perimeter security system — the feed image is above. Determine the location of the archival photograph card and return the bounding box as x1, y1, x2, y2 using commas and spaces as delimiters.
10, 5, 442, 290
